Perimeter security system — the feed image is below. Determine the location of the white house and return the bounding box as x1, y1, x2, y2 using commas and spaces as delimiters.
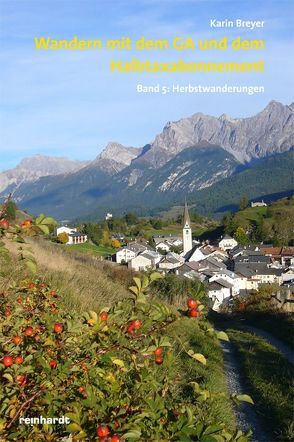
251, 200, 267, 207
116, 247, 137, 264
56, 226, 87, 245
209, 269, 244, 295
218, 235, 238, 251
158, 252, 184, 271
154, 236, 183, 253
140, 250, 162, 265
57, 226, 76, 236
208, 280, 233, 311
235, 265, 283, 290
155, 241, 171, 252
128, 254, 153, 271
170, 238, 183, 247
115, 242, 150, 264
282, 267, 294, 283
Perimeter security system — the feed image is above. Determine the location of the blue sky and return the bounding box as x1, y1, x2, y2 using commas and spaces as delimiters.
0, 0, 293, 170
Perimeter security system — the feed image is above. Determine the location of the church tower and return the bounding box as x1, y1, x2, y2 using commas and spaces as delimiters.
182, 199, 192, 255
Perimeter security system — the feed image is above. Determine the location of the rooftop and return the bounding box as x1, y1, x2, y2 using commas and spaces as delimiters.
183, 199, 191, 228
209, 279, 233, 290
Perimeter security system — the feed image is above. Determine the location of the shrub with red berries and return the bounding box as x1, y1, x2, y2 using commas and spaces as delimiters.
0, 273, 250, 441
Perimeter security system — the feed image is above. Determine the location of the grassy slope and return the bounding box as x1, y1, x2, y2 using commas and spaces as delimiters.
233, 206, 268, 225
3, 237, 134, 312
133, 220, 218, 240
65, 242, 115, 257
233, 197, 294, 231
241, 312, 294, 350
228, 329, 294, 441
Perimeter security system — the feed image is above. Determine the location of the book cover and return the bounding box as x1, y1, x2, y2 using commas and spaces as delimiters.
0, 1, 293, 441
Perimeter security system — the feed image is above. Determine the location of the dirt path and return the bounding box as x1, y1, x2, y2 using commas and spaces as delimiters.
242, 324, 294, 365
219, 338, 271, 442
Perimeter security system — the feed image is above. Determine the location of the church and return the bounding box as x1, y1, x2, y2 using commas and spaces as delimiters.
182, 200, 193, 255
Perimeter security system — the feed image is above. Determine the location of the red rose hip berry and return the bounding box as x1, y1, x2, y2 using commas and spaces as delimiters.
0, 219, 9, 229
154, 347, 163, 356
100, 312, 108, 321
133, 319, 142, 329
53, 323, 63, 334
12, 336, 22, 345
155, 356, 164, 365
15, 356, 24, 365
3, 355, 13, 367
187, 298, 198, 309
16, 375, 27, 386
189, 308, 200, 318
96, 424, 110, 438
24, 326, 34, 336
49, 360, 57, 369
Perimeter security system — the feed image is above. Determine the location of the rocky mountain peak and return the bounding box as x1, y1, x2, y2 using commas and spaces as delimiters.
90, 142, 142, 175
16, 154, 88, 172
0, 155, 89, 194
97, 142, 140, 165
138, 101, 294, 167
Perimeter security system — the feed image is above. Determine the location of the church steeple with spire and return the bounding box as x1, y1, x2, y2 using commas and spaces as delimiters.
182, 199, 192, 255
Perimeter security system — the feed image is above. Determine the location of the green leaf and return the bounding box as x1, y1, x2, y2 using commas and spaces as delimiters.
2, 373, 13, 383
136, 291, 147, 304
235, 394, 254, 405
206, 328, 215, 334
158, 336, 172, 347
123, 429, 142, 440
42, 216, 56, 225
150, 272, 162, 282
216, 331, 229, 342
25, 259, 37, 274
192, 353, 207, 365
111, 358, 125, 367
66, 423, 82, 432
133, 277, 142, 291
129, 286, 139, 296
141, 275, 149, 289
35, 214, 46, 224
65, 412, 80, 424
36, 224, 50, 235
200, 436, 219, 442
203, 425, 223, 435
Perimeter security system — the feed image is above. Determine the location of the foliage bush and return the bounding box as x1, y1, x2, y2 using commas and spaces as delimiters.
150, 274, 207, 306
230, 284, 280, 314
57, 232, 69, 244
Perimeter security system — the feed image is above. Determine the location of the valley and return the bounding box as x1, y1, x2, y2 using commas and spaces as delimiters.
0, 100, 293, 221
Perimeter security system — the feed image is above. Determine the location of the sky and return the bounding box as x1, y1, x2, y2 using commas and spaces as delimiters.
0, 0, 293, 170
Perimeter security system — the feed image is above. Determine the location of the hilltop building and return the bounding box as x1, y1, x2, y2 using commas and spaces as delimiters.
251, 200, 267, 207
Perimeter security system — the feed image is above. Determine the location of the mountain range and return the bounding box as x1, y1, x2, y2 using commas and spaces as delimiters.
0, 155, 89, 195
1, 100, 293, 221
